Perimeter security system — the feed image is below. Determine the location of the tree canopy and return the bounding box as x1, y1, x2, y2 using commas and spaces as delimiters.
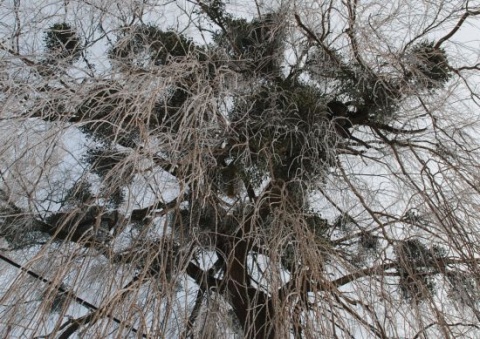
1, 0, 480, 338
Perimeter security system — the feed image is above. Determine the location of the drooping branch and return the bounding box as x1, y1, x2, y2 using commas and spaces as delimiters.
57, 312, 99, 339
0, 253, 145, 337
56, 275, 147, 339
183, 182, 287, 339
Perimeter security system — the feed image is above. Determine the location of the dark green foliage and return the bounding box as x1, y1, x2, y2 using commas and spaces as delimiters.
395, 239, 445, 301
44, 23, 81, 61
213, 13, 284, 76
170, 209, 192, 230
77, 85, 122, 120
77, 84, 138, 147
170, 203, 226, 238
45, 205, 100, 227
5, 3, 468, 337
407, 41, 451, 89
171, 205, 217, 230
2, 222, 48, 250
360, 79, 401, 120
230, 80, 332, 181
79, 123, 138, 148
305, 46, 345, 79
109, 24, 196, 67
153, 85, 190, 133
44, 207, 95, 238
44, 206, 115, 244
213, 162, 240, 197
131, 239, 181, 281
280, 242, 297, 271
307, 44, 402, 122
312, 44, 450, 124
107, 188, 125, 208
337, 65, 401, 121
359, 231, 379, 251
194, 204, 221, 231
63, 180, 93, 206
37, 97, 68, 121
305, 214, 329, 236
446, 271, 480, 304
83, 148, 128, 207
280, 214, 329, 271
333, 213, 355, 231
84, 148, 128, 179
42, 283, 69, 313
404, 209, 422, 223
198, 0, 227, 22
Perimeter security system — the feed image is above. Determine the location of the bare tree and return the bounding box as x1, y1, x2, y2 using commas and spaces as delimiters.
1, 0, 480, 338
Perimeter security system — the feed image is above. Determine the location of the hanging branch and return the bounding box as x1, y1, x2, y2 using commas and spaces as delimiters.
0, 253, 146, 338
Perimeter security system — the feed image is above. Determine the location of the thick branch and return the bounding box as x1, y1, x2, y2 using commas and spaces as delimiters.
130, 196, 180, 221
332, 262, 399, 287
185, 261, 224, 292
294, 13, 345, 70
58, 313, 98, 339
345, 0, 369, 71
365, 122, 427, 134
435, 8, 480, 49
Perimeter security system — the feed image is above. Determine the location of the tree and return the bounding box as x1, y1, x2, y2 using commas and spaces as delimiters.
1, 0, 480, 337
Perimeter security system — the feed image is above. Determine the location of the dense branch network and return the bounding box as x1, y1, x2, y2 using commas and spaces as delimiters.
1, 1, 479, 338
